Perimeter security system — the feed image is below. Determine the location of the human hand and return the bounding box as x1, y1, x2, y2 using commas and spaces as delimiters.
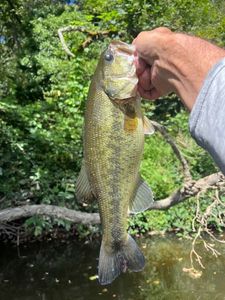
133, 28, 175, 100
133, 27, 225, 111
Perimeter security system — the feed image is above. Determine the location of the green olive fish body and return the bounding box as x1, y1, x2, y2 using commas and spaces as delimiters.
76, 41, 154, 285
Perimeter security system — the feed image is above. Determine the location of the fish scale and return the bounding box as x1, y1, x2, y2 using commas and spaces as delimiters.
76, 41, 154, 285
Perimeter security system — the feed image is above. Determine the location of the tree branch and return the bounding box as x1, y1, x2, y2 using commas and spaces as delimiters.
58, 26, 76, 57
152, 121, 192, 181
148, 172, 224, 210
0, 205, 100, 224
0, 172, 223, 224
57, 26, 116, 57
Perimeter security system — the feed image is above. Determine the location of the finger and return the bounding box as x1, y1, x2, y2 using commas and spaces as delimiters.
138, 85, 161, 100
135, 56, 148, 76
153, 27, 171, 34
138, 66, 153, 90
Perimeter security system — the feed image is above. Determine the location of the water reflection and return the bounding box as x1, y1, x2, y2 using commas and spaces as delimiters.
0, 236, 225, 300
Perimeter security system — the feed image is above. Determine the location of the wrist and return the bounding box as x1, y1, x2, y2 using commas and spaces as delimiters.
172, 33, 225, 110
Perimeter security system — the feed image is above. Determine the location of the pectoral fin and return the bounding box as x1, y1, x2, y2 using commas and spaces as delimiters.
129, 176, 154, 214
76, 161, 95, 202
143, 116, 155, 135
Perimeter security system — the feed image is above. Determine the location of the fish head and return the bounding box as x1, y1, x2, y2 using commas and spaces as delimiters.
100, 41, 138, 100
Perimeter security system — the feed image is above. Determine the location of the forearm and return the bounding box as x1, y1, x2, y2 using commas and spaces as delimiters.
189, 57, 225, 174
134, 28, 225, 173
172, 33, 225, 110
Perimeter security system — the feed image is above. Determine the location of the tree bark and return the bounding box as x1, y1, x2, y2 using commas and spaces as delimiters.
0, 205, 100, 224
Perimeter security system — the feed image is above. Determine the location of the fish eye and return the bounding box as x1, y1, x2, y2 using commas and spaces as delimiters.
104, 51, 114, 62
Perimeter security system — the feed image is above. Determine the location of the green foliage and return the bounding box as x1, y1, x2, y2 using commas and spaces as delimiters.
128, 111, 219, 236
165, 112, 218, 179
141, 132, 182, 200
0, 0, 225, 238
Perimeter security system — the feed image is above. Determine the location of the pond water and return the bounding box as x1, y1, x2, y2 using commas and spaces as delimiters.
0, 235, 225, 300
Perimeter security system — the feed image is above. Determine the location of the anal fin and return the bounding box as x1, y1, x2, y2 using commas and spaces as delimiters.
129, 176, 154, 214
76, 161, 95, 203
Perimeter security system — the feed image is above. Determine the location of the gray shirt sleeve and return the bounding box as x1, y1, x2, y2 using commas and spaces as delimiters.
189, 57, 225, 174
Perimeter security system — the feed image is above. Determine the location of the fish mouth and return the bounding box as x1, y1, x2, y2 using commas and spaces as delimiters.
110, 41, 135, 55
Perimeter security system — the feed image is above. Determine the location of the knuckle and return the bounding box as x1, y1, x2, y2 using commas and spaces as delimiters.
136, 31, 150, 41
154, 27, 171, 34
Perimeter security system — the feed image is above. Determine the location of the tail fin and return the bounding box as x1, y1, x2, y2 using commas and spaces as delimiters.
98, 235, 145, 285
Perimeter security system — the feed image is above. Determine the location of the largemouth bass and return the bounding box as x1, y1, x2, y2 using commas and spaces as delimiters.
76, 41, 154, 285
